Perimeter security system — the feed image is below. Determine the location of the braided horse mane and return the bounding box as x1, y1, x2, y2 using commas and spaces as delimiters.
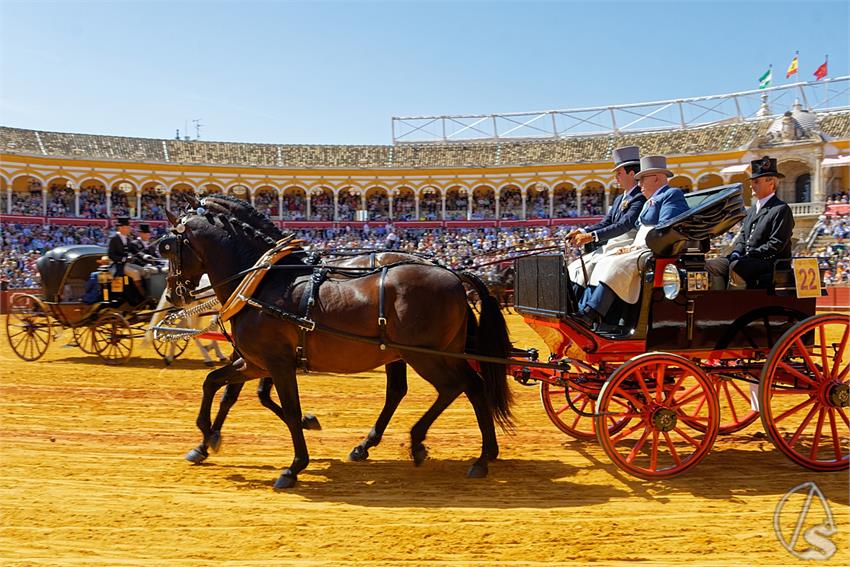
197, 194, 286, 249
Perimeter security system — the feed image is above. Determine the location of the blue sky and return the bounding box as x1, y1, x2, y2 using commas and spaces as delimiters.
0, 0, 847, 144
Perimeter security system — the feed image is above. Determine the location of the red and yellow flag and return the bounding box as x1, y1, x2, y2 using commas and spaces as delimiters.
786, 51, 799, 78
814, 57, 828, 81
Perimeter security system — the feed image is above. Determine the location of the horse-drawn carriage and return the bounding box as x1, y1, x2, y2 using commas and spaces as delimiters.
150, 189, 845, 488
511, 184, 848, 478
4, 244, 184, 364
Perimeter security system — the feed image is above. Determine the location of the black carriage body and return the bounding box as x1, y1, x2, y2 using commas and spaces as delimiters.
515, 184, 817, 354
34, 244, 167, 327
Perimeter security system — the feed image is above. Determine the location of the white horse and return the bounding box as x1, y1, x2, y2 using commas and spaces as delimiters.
148, 274, 227, 366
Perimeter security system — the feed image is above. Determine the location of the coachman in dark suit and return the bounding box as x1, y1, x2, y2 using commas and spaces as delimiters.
108, 216, 145, 294
707, 156, 794, 288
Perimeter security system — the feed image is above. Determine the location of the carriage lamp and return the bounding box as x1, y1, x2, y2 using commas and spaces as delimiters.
662, 264, 682, 300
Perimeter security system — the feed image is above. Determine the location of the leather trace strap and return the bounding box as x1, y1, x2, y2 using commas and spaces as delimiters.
377, 266, 389, 350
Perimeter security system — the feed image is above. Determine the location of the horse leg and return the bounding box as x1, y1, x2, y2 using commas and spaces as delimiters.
187, 363, 244, 464
463, 366, 500, 478
349, 360, 408, 461
257, 377, 322, 431
207, 381, 245, 453
269, 364, 309, 490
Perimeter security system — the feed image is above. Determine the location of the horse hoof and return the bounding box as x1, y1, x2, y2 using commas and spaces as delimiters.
302, 414, 322, 431
348, 446, 369, 462
274, 473, 297, 490
185, 447, 208, 464
164, 357, 173, 366
467, 462, 489, 478
208, 431, 222, 453
411, 445, 428, 466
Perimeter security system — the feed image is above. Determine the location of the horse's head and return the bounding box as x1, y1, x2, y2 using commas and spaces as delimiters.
159, 209, 206, 306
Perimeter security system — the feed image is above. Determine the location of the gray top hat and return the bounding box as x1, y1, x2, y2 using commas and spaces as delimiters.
611, 146, 641, 171
634, 155, 674, 180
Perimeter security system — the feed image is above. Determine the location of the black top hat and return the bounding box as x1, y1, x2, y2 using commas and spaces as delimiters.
750, 156, 785, 179
139, 223, 151, 233
116, 216, 131, 227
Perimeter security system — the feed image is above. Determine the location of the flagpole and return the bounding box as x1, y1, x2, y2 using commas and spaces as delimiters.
825, 55, 829, 108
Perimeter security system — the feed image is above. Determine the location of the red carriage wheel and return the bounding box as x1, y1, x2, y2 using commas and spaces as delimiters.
595, 352, 720, 479
683, 373, 760, 435
758, 314, 849, 472
540, 381, 630, 439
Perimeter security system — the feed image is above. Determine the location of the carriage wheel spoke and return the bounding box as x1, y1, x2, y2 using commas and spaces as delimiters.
836, 407, 850, 428
671, 386, 704, 410
634, 372, 654, 403
774, 397, 816, 424
625, 428, 651, 463
728, 379, 752, 404
649, 430, 659, 471
663, 431, 681, 466
610, 421, 647, 445
570, 398, 590, 429
665, 372, 689, 404
654, 364, 665, 403
818, 326, 830, 380
794, 338, 824, 381
787, 403, 820, 447
777, 361, 819, 389
672, 427, 701, 448
828, 409, 843, 461
810, 408, 827, 460
554, 402, 570, 416
831, 325, 849, 381
722, 382, 740, 423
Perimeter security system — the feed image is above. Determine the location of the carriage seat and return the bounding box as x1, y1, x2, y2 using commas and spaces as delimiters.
646, 184, 746, 258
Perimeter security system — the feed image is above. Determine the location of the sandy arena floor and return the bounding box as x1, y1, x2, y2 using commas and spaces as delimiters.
1, 313, 848, 566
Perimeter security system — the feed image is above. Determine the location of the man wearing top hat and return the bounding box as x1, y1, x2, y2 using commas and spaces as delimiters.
706, 156, 794, 288
577, 155, 689, 328
107, 216, 144, 290
565, 146, 647, 294
132, 223, 159, 259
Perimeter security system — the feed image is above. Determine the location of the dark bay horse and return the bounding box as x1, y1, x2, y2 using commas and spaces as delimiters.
185, 250, 437, 465
160, 196, 513, 489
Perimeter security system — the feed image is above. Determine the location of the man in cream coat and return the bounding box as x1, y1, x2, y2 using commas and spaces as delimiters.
565, 146, 647, 296
577, 155, 689, 328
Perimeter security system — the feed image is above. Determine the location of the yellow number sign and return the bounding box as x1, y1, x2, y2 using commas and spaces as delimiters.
792, 258, 821, 298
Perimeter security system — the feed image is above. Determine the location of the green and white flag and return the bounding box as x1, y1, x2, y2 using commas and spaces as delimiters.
758, 66, 772, 89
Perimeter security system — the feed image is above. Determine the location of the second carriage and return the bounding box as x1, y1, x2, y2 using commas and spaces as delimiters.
4, 245, 189, 364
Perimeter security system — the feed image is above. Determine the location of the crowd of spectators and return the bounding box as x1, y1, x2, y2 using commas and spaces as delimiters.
828, 191, 849, 204
811, 214, 850, 285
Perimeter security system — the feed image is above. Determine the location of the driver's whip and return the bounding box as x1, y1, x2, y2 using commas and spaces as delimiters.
578, 247, 589, 286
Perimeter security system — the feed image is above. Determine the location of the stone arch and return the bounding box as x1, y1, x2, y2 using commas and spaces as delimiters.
471, 184, 495, 220
170, 183, 196, 212
199, 182, 223, 197
418, 186, 441, 220
392, 186, 416, 221
225, 182, 251, 199
139, 180, 168, 220
44, 176, 76, 217
110, 179, 138, 218
337, 186, 363, 221
552, 181, 577, 218
78, 178, 108, 219
364, 186, 389, 221
581, 180, 605, 215
669, 175, 694, 192
10, 174, 45, 216
281, 185, 307, 220
499, 183, 522, 220
729, 173, 752, 206
777, 160, 811, 203
445, 184, 470, 220
253, 184, 279, 218
309, 186, 334, 221
525, 182, 550, 219
696, 173, 724, 190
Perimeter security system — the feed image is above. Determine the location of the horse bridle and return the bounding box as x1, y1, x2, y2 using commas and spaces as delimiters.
162, 221, 204, 301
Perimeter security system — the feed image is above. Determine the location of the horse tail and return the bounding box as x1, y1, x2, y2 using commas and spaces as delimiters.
458, 271, 514, 430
